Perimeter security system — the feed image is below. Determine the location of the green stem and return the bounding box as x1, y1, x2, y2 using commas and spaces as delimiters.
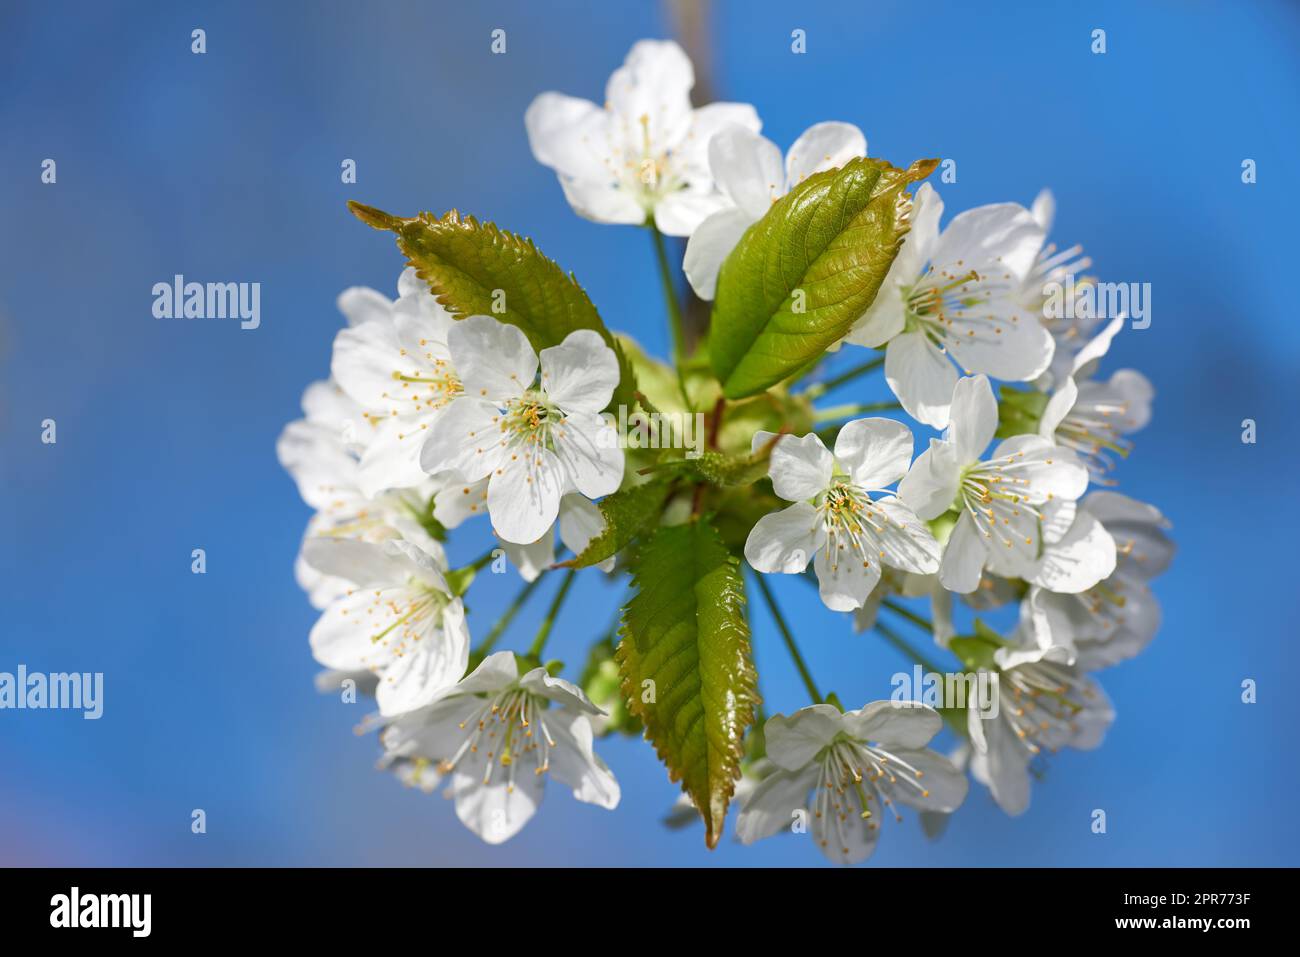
650, 224, 687, 364
753, 573, 823, 705
804, 356, 885, 399
475, 576, 543, 657
881, 598, 934, 635
527, 569, 577, 659
813, 400, 903, 423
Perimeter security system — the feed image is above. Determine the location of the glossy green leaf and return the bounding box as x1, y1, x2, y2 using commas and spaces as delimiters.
559, 478, 674, 569
617, 519, 759, 847
709, 157, 938, 399
349, 202, 636, 408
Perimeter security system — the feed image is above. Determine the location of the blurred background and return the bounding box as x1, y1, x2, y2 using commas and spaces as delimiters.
1, 0, 1298, 867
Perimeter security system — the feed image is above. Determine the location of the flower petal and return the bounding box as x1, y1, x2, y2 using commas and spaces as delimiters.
547, 710, 621, 809
735, 765, 819, 845
897, 439, 962, 521
814, 542, 883, 612
375, 600, 470, 716
947, 373, 999, 464
683, 206, 755, 300
337, 285, 392, 327
938, 510, 987, 593
768, 432, 833, 502
446, 315, 536, 402
743, 502, 825, 574
551, 410, 624, 499
764, 704, 845, 770
540, 329, 620, 414
419, 397, 506, 482
873, 497, 942, 574
784, 121, 867, 189
707, 125, 784, 219
487, 446, 565, 544
833, 417, 913, 490
885, 331, 958, 429
843, 701, 942, 750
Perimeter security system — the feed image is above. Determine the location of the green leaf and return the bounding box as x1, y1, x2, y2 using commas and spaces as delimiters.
617, 519, 759, 847
349, 202, 636, 408
560, 478, 674, 569
709, 156, 938, 399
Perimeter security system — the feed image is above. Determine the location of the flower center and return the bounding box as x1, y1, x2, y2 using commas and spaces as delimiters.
902, 263, 1019, 349
812, 737, 931, 858
1055, 400, 1133, 482
500, 390, 557, 452
439, 688, 556, 793
999, 660, 1096, 757
958, 450, 1055, 552
817, 482, 888, 573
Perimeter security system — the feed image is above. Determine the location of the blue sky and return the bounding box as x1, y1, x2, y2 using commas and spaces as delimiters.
1, 0, 1297, 866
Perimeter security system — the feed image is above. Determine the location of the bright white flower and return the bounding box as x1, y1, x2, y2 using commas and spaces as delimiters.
304, 537, 469, 717
330, 269, 462, 497
899, 375, 1091, 594
379, 651, 620, 844
1038, 317, 1154, 481
435, 475, 613, 582
277, 378, 448, 608
967, 643, 1114, 816
845, 184, 1053, 428
1022, 491, 1173, 670
524, 39, 761, 235
736, 702, 967, 865
683, 121, 867, 298
744, 419, 941, 612
420, 316, 624, 546
1020, 189, 1101, 391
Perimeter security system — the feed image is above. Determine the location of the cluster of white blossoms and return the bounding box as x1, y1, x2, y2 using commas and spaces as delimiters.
280, 38, 1170, 863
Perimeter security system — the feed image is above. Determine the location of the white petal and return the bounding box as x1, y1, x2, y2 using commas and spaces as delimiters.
784, 121, 867, 189
1030, 189, 1055, 230
946, 373, 999, 463
336, 286, 392, 327
375, 601, 470, 716
309, 586, 405, 671
547, 710, 621, 809
888, 749, 969, 813
833, 417, 913, 490
932, 202, 1045, 282
331, 318, 403, 409
1031, 510, 1117, 593
558, 175, 647, 226
487, 446, 565, 545
552, 410, 624, 499
991, 434, 1089, 502
455, 650, 519, 694
764, 704, 845, 770
814, 541, 883, 611
301, 537, 406, 587
842, 701, 941, 750
938, 510, 987, 593
501, 533, 554, 583
873, 497, 942, 574
539, 329, 619, 414
433, 475, 490, 528
451, 758, 545, 845
653, 189, 730, 236
707, 125, 784, 218
557, 494, 608, 565
518, 667, 604, 714
768, 432, 833, 502
419, 397, 505, 482
356, 411, 439, 496
683, 206, 754, 300
1039, 376, 1078, 439
447, 315, 536, 402
735, 765, 819, 844
524, 92, 611, 181
897, 439, 962, 521
885, 331, 958, 429
743, 502, 825, 574
605, 40, 694, 144
981, 715, 1033, 816
943, 301, 1055, 383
